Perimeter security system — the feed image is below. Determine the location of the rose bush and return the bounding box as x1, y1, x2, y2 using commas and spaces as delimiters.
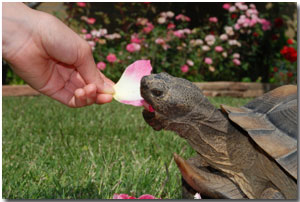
3, 3, 296, 85
69, 2, 296, 84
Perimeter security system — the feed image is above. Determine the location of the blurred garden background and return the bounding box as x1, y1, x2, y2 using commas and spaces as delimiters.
2, 2, 298, 85
2, 2, 298, 199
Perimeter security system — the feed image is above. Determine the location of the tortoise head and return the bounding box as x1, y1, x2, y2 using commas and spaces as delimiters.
141, 72, 209, 131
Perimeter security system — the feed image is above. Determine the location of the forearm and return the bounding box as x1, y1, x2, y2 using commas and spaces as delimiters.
2, 3, 38, 60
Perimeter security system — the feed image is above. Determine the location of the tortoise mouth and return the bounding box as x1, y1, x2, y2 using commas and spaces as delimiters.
142, 109, 164, 131
142, 100, 155, 112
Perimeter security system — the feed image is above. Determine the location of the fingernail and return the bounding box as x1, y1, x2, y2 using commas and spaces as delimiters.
102, 82, 115, 94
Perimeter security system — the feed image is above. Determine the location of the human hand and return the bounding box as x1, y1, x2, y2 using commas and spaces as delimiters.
3, 3, 115, 107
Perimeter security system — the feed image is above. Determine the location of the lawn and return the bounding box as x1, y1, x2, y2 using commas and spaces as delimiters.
2, 95, 252, 199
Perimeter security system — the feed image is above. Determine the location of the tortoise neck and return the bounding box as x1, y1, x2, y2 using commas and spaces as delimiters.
166, 99, 238, 163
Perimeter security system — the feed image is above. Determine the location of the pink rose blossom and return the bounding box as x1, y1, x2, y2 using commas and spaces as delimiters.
215, 46, 224, 52
209, 66, 216, 72
205, 34, 215, 46
220, 34, 228, 41
229, 6, 236, 13
81, 29, 87, 33
181, 64, 189, 73
202, 45, 210, 51
209, 17, 218, 23
105, 33, 121, 40
162, 44, 170, 50
87, 41, 95, 47
97, 62, 106, 71
157, 17, 167, 24
233, 53, 240, 58
85, 33, 92, 39
224, 26, 234, 36
86, 18, 96, 25
187, 59, 194, 66
246, 8, 259, 17
175, 14, 191, 22
260, 19, 271, 31
233, 58, 241, 66
242, 18, 251, 27
155, 38, 170, 50
136, 18, 148, 26
173, 30, 184, 38
167, 23, 176, 29
131, 34, 142, 44
131, 38, 142, 43
190, 39, 203, 46
106, 53, 117, 63
222, 52, 228, 58
228, 39, 241, 47
240, 5, 248, 10
143, 23, 154, 34
183, 28, 191, 34
166, 11, 175, 18
223, 3, 231, 10
91, 29, 99, 37
235, 2, 243, 9
204, 57, 213, 65
234, 23, 241, 30
98, 28, 108, 36
77, 2, 86, 7
250, 3, 256, 9
155, 38, 165, 45
160, 12, 168, 18
249, 18, 258, 27
126, 43, 141, 53
175, 14, 183, 20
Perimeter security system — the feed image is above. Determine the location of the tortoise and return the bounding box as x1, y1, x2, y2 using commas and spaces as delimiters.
140, 72, 297, 199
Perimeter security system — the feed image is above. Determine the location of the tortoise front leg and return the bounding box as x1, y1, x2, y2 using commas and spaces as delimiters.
174, 153, 247, 199
260, 187, 285, 199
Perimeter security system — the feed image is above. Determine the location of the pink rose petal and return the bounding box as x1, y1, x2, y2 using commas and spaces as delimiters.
113, 60, 152, 106
113, 194, 136, 199
138, 194, 158, 199
119, 99, 144, 107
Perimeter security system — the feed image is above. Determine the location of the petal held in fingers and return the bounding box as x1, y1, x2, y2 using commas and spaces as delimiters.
113, 60, 152, 106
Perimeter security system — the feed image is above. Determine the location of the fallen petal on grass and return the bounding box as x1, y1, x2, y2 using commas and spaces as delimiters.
138, 194, 159, 199
113, 193, 160, 199
113, 194, 137, 199
194, 193, 202, 199
113, 60, 152, 106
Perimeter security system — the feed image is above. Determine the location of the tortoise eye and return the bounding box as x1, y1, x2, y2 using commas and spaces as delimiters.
151, 89, 163, 97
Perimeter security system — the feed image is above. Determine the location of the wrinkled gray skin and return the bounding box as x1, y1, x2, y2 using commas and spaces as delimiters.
140, 72, 297, 199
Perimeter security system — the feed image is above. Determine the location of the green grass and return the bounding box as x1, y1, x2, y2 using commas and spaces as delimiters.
2, 95, 252, 199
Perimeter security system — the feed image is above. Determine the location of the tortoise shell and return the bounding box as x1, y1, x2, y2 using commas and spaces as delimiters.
221, 85, 297, 180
